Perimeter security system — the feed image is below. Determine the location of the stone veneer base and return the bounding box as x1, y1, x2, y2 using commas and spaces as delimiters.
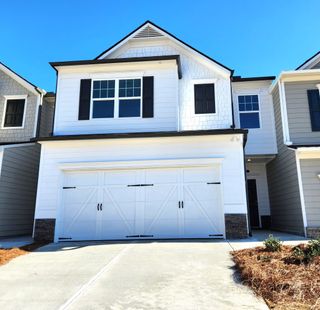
225, 214, 248, 239
34, 219, 56, 242
306, 227, 320, 239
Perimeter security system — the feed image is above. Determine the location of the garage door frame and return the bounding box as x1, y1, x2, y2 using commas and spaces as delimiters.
55, 157, 225, 242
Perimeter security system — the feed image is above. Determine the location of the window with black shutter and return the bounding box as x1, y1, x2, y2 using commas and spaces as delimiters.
307, 89, 320, 131
3, 99, 26, 127
194, 83, 215, 114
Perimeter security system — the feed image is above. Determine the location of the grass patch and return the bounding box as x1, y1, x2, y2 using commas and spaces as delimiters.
0, 243, 47, 266
232, 242, 320, 309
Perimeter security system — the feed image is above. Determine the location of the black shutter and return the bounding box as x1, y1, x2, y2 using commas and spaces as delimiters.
194, 84, 215, 114
307, 89, 320, 131
142, 76, 154, 118
78, 79, 91, 120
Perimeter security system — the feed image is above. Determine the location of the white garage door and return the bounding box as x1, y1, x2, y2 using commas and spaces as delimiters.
59, 166, 224, 241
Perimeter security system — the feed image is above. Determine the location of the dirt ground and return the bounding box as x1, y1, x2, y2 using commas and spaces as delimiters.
232, 245, 320, 309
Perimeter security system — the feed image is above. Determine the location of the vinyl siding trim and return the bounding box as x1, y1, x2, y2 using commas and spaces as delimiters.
295, 151, 308, 236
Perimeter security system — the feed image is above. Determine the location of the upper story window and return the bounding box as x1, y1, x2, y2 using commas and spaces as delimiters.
238, 95, 260, 129
92, 78, 141, 118
2, 97, 26, 128
194, 83, 215, 114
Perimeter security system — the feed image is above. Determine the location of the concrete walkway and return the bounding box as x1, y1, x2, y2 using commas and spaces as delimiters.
0, 236, 33, 249
0, 240, 269, 310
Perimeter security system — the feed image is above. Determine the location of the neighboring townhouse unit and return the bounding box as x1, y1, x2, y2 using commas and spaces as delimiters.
33, 21, 251, 242
268, 51, 320, 238
0, 62, 54, 237
232, 76, 277, 230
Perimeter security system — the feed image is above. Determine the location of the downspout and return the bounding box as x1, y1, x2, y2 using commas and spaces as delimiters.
35, 91, 44, 138
230, 71, 235, 128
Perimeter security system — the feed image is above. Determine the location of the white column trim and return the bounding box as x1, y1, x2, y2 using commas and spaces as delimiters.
278, 80, 292, 145
295, 151, 308, 236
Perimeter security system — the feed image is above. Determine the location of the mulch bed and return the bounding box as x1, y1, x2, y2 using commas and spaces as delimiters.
232, 245, 320, 309
0, 243, 47, 266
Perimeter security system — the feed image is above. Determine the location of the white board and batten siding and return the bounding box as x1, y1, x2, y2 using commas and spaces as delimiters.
232, 80, 277, 156
53, 38, 233, 136
54, 61, 179, 135
34, 135, 247, 241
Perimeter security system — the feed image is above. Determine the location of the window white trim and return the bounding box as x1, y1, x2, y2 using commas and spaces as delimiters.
1, 95, 28, 129
90, 77, 143, 119
192, 79, 218, 116
237, 94, 261, 129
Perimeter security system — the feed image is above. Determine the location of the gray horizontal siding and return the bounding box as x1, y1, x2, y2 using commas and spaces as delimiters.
39, 96, 55, 138
0, 143, 41, 237
285, 81, 320, 144
300, 158, 320, 227
267, 86, 304, 235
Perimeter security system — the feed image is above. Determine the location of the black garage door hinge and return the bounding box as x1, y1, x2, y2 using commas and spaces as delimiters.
127, 184, 154, 187
207, 182, 221, 185
209, 234, 224, 237
58, 237, 73, 240
126, 234, 154, 238
63, 186, 76, 189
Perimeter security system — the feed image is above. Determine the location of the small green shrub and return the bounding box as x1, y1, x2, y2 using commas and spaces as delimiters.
290, 238, 320, 264
264, 234, 282, 252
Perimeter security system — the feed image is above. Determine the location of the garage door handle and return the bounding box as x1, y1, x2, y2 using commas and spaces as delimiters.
100, 204, 103, 211
182, 201, 184, 209
97, 203, 99, 211
178, 201, 181, 208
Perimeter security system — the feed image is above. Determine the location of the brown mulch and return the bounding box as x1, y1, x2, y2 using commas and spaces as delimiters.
232, 245, 320, 309
0, 243, 47, 266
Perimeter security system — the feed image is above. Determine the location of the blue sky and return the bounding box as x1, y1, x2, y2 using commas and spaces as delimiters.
1, 0, 320, 91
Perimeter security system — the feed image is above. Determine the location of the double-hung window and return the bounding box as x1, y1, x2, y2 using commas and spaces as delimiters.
92, 78, 142, 118
3, 98, 26, 128
92, 80, 115, 118
238, 95, 260, 129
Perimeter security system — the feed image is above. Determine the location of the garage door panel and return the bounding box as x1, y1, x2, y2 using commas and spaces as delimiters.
64, 172, 99, 187
100, 218, 134, 239
183, 166, 219, 183
103, 170, 137, 185
61, 187, 99, 240
145, 168, 180, 184
143, 184, 180, 237
60, 165, 225, 241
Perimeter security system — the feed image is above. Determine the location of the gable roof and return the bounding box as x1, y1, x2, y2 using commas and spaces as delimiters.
94, 20, 233, 74
296, 50, 320, 70
0, 62, 45, 96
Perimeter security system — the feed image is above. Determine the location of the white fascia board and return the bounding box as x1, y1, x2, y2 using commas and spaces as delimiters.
270, 70, 320, 92
97, 22, 231, 78
296, 147, 320, 159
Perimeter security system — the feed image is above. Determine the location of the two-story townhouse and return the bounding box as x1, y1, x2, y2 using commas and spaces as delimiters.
232, 76, 277, 230
33, 21, 250, 242
0, 62, 54, 237
268, 51, 320, 238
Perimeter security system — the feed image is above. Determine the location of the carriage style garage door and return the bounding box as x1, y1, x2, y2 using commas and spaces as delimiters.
59, 166, 224, 241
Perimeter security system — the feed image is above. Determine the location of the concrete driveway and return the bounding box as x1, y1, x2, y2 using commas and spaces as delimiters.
0, 240, 268, 310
